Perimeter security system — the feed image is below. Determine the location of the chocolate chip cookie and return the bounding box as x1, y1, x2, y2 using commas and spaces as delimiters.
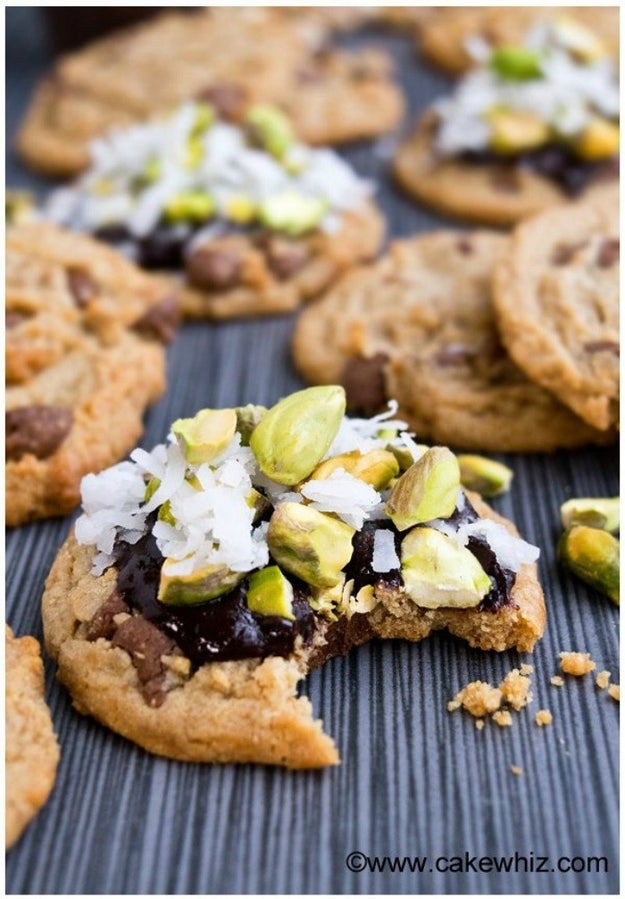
42, 389, 545, 767
292, 232, 614, 452
493, 188, 619, 431
17, 8, 403, 178
6, 223, 177, 525
6, 626, 60, 849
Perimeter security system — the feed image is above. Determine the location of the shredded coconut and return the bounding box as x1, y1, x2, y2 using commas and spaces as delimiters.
371, 529, 400, 573
299, 469, 381, 530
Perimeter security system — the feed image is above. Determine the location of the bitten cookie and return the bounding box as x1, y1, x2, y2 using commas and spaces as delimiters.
395, 18, 619, 226
43, 388, 545, 767
420, 6, 619, 75
17, 8, 403, 178
45, 102, 384, 320
6, 223, 177, 525
293, 232, 613, 452
6, 627, 60, 849
493, 189, 619, 432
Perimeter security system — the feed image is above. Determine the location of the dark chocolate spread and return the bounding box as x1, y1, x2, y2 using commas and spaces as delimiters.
461, 146, 618, 197
113, 525, 316, 666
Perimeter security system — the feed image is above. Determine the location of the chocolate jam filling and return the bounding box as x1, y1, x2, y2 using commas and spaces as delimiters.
113, 525, 316, 666
461, 146, 618, 197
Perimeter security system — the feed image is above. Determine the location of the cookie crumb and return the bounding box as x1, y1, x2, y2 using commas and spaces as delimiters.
447, 698, 462, 712
608, 684, 620, 702
520, 663, 534, 675
535, 709, 553, 727
162, 654, 191, 678
559, 651, 595, 676
475, 718, 485, 731
492, 710, 513, 728
550, 675, 565, 687
510, 765, 523, 776
450, 681, 503, 717
500, 668, 532, 710
595, 670, 611, 690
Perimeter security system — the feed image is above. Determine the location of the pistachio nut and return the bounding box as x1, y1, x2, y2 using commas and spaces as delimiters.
250, 386, 345, 485
385, 447, 460, 531
191, 102, 215, 136
401, 527, 491, 609
225, 195, 257, 225
490, 46, 542, 80
246, 565, 295, 619
144, 476, 160, 504
158, 559, 245, 605
457, 454, 513, 498
247, 487, 271, 523
158, 500, 175, 526
559, 525, 619, 605
172, 408, 237, 464
575, 118, 619, 162
259, 191, 328, 237
560, 497, 619, 533
309, 579, 344, 620
235, 404, 267, 446
267, 502, 355, 588
245, 104, 295, 160
310, 449, 399, 491
164, 190, 215, 224
6, 190, 36, 225
386, 443, 421, 473
488, 108, 549, 155
184, 137, 205, 171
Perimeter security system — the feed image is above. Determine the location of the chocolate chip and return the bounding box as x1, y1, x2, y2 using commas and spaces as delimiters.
6, 405, 73, 461
67, 268, 97, 308
597, 238, 619, 268
132, 294, 180, 344
261, 237, 309, 280
85, 591, 130, 642
186, 244, 243, 290
551, 241, 588, 266
341, 353, 389, 417
433, 343, 477, 367
112, 615, 176, 707
6, 310, 28, 329
584, 340, 620, 355
456, 236, 474, 255
197, 83, 248, 122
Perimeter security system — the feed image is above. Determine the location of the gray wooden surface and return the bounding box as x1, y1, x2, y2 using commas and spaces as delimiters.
6, 8, 619, 894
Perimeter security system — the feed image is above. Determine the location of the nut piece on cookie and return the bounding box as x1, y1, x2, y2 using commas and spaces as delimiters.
42, 387, 546, 767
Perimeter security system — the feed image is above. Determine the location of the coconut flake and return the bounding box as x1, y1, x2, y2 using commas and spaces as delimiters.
300, 469, 381, 530
372, 529, 400, 573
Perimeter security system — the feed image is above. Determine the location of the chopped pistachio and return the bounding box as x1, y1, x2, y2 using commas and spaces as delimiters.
234, 404, 267, 446
310, 449, 399, 491
6, 190, 36, 225
560, 497, 619, 533
225, 195, 257, 225
457, 454, 513, 498
245, 104, 295, 160
575, 118, 619, 161
259, 191, 327, 237
158, 559, 244, 605
164, 190, 215, 224
559, 525, 619, 604
250, 386, 345, 486
490, 46, 542, 80
385, 446, 460, 531
488, 108, 550, 154
172, 408, 237, 464
246, 566, 295, 620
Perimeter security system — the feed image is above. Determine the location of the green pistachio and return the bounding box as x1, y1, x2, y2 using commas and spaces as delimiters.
386, 443, 419, 473
490, 46, 542, 80
309, 579, 344, 620
6, 190, 36, 225
559, 525, 620, 605
172, 408, 237, 464
385, 447, 460, 531
234, 404, 267, 446
158, 500, 175, 526
158, 559, 245, 605
457, 454, 513, 498
144, 476, 161, 504
225, 195, 257, 225
401, 527, 491, 609
560, 497, 619, 533
246, 566, 295, 619
164, 190, 215, 224
267, 502, 355, 588
250, 386, 345, 486
488, 108, 550, 155
310, 449, 399, 491
245, 104, 295, 160
259, 191, 328, 237
247, 488, 271, 523
191, 102, 215, 136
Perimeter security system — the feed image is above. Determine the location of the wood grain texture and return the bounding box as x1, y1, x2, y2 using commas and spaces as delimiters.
6, 8, 619, 893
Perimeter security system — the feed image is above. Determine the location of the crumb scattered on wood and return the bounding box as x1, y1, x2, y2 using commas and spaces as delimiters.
510, 765, 523, 776
608, 684, 620, 702
595, 670, 611, 690
550, 675, 565, 687
559, 651, 595, 676
535, 709, 553, 727
493, 710, 513, 727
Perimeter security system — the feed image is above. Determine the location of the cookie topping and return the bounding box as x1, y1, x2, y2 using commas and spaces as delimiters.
6, 405, 73, 461
45, 102, 373, 253
596, 238, 619, 268
132, 294, 180, 344
186, 239, 245, 290
341, 353, 389, 416
433, 17, 619, 168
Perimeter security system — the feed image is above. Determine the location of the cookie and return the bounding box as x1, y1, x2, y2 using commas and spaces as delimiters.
6, 626, 60, 849
17, 8, 403, 178
420, 6, 619, 75
45, 102, 384, 320
6, 223, 177, 526
42, 388, 545, 767
493, 189, 619, 431
292, 232, 614, 452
